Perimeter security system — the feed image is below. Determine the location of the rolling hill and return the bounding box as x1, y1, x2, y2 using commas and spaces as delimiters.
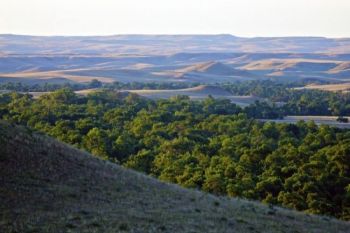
152, 62, 254, 81
241, 59, 340, 72
1, 34, 350, 55
175, 61, 254, 79
1, 35, 350, 84
175, 62, 247, 76
0, 121, 349, 233
239, 59, 350, 81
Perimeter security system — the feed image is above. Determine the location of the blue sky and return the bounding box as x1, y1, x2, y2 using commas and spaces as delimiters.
1, 0, 350, 37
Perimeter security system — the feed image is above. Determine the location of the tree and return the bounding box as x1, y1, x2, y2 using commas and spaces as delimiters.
83, 128, 109, 159
124, 149, 154, 173
89, 79, 102, 88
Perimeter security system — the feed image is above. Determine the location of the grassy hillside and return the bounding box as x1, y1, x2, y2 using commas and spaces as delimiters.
0, 121, 349, 233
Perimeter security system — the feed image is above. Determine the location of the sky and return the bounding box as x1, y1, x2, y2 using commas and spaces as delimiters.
1, 0, 350, 38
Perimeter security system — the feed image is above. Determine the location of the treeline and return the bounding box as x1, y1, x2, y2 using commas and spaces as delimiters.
0, 80, 198, 92
105, 81, 199, 90
2, 80, 350, 117
0, 88, 349, 220
222, 81, 350, 116
0, 81, 94, 92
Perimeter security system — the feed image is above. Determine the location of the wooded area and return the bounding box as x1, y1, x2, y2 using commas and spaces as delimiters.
1, 86, 349, 220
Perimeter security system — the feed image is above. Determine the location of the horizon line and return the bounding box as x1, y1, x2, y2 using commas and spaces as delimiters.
1, 33, 349, 39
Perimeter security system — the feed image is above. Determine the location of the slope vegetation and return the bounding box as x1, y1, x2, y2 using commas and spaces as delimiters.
0, 121, 349, 233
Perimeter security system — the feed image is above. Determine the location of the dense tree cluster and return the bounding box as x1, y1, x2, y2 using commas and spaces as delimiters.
0, 80, 197, 92
0, 81, 88, 92
105, 81, 199, 90
3, 80, 350, 116
1, 88, 349, 220
222, 80, 350, 116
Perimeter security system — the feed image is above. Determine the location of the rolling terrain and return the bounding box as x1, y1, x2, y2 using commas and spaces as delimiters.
123, 85, 263, 107
2, 34, 350, 55
1, 35, 350, 84
1, 121, 349, 233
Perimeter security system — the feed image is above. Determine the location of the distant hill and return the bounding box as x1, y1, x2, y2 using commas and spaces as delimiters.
181, 84, 233, 95
1, 35, 350, 83
122, 84, 232, 96
240, 59, 350, 81
1, 34, 350, 54
151, 62, 254, 82
175, 61, 251, 76
0, 121, 349, 232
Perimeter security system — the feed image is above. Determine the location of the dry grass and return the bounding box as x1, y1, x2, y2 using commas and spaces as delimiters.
0, 121, 349, 233
153, 62, 252, 79
294, 83, 350, 92
241, 59, 342, 71
327, 62, 350, 74
0, 70, 115, 83
124, 85, 262, 107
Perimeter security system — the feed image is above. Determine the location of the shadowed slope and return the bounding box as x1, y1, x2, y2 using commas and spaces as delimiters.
176, 62, 248, 76
0, 121, 349, 233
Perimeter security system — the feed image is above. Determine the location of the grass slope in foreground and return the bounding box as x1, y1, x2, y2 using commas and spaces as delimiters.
0, 121, 349, 233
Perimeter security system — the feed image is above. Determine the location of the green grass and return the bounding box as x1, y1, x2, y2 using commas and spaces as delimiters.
0, 121, 349, 233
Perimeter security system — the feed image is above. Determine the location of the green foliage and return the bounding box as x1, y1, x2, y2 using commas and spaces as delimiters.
222, 80, 350, 116
83, 128, 110, 159
0, 81, 91, 92
1, 87, 350, 220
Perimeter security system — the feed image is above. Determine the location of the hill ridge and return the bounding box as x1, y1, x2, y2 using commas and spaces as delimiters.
176, 61, 249, 76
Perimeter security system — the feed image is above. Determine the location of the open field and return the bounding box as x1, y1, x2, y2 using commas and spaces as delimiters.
294, 83, 350, 92
261, 116, 350, 129
1, 120, 349, 233
123, 85, 264, 106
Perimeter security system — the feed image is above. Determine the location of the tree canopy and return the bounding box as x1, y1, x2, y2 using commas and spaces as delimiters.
1, 87, 349, 220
